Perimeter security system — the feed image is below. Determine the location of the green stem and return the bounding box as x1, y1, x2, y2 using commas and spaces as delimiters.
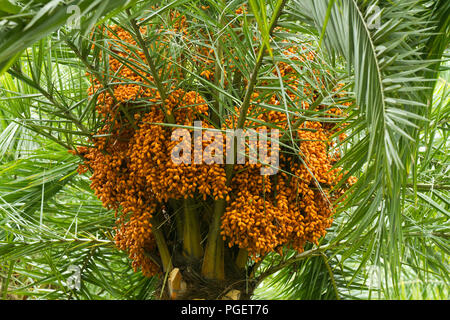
150, 217, 173, 273
406, 183, 450, 191
211, 3, 225, 127
182, 198, 203, 259
170, 200, 184, 243
236, 0, 287, 130
235, 248, 248, 270
211, 43, 223, 127
232, 68, 243, 98
201, 1, 287, 281
64, 38, 119, 107
201, 198, 226, 280
1, 261, 15, 300
235, 50, 264, 128
8, 68, 90, 135
321, 252, 340, 300
128, 11, 175, 124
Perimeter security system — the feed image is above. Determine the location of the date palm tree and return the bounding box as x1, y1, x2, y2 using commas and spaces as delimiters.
0, 0, 448, 299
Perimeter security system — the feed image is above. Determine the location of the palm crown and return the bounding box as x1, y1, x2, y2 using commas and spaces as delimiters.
0, 0, 448, 300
